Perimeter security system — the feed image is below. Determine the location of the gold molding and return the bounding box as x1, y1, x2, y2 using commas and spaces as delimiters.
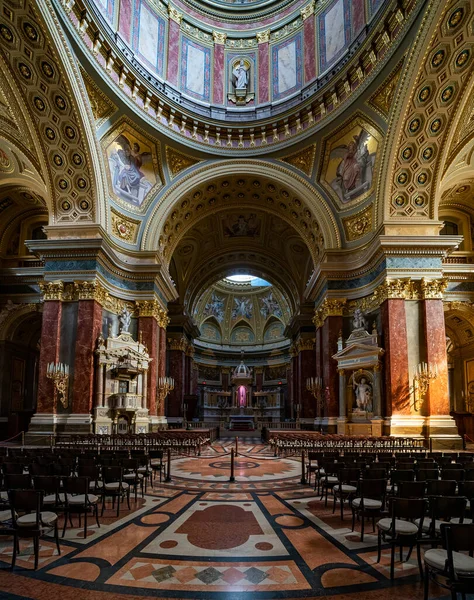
75, 280, 109, 304
297, 337, 315, 352
212, 31, 227, 45
80, 67, 116, 128
368, 59, 404, 119
136, 299, 168, 327
300, 1, 315, 21
110, 209, 140, 244
168, 5, 182, 24
256, 30, 270, 43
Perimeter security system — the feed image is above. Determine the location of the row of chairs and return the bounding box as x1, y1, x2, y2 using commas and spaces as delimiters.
269, 432, 425, 455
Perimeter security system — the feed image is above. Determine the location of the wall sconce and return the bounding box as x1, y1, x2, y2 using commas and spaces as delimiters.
413, 362, 438, 411
46, 362, 69, 408
157, 376, 175, 410
306, 377, 323, 420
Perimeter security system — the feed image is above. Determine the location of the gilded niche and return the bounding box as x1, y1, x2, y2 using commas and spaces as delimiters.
165, 146, 201, 179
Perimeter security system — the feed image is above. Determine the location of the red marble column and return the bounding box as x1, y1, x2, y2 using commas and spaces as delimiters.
381, 299, 411, 416
213, 42, 225, 105
167, 19, 180, 86
258, 41, 269, 104
303, 16, 316, 83
291, 355, 298, 417
423, 299, 450, 415
299, 349, 316, 419
322, 316, 342, 418
222, 371, 229, 392
168, 347, 185, 418
37, 301, 62, 413
157, 326, 166, 418
286, 366, 292, 419
138, 316, 158, 417
72, 300, 102, 414
255, 369, 263, 392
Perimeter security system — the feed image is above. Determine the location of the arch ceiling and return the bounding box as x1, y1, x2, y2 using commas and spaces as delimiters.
143, 162, 338, 262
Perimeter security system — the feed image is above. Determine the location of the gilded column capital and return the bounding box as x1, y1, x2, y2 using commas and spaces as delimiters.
157, 308, 169, 329
313, 298, 347, 328
185, 343, 195, 358
420, 278, 448, 300
300, 1, 315, 20
168, 336, 188, 352
75, 280, 108, 305
256, 30, 270, 43
297, 338, 315, 352
338, 368, 345, 377
135, 299, 167, 323
168, 5, 182, 24
213, 30, 227, 44
375, 278, 417, 302
39, 280, 64, 301
254, 366, 264, 374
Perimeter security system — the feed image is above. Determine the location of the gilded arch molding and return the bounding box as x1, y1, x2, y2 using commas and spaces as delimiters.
142, 160, 341, 261
378, 0, 474, 222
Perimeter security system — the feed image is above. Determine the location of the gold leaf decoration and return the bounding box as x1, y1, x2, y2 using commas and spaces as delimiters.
111, 209, 140, 244
281, 145, 316, 177
80, 68, 116, 128
369, 59, 404, 119
342, 205, 373, 241
165, 146, 201, 179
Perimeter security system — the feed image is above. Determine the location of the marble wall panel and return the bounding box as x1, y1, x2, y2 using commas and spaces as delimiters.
213, 43, 225, 105
319, 0, 351, 72
258, 42, 269, 103
132, 0, 165, 76
181, 37, 211, 102
118, 0, 132, 43
92, 0, 114, 22
272, 33, 302, 101
167, 20, 180, 86
304, 16, 317, 83
423, 300, 450, 415
352, 0, 366, 37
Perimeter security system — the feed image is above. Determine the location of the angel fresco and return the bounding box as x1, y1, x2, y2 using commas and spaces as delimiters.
109, 134, 154, 206
232, 297, 252, 320
329, 129, 376, 203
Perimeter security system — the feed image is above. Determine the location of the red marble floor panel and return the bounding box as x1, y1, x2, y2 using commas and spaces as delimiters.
48, 561, 101, 581
200, 492, 252, 501
156, 493, 197, 514
75, 523, 157, 565
258, 493, 294, 515
283, 526, 356, 570
321, 567, 377, 588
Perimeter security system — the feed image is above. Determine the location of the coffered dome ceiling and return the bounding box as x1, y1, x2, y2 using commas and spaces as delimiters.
193, 277, 291, 349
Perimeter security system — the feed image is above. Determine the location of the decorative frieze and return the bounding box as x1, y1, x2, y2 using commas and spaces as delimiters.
212, 31, 226, 45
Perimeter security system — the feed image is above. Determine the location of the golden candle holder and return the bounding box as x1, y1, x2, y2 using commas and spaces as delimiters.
413, 362, 438, 411
46, 362, 70, 409
306, 376, 323, 420
157, 376, 175, 411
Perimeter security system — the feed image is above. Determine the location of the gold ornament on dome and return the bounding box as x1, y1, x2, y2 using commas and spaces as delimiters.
168, 5, 182, 24
369, 59, 403, 119
212, 31, 226, 45
342, 205, 372, 241
165, 146, 200, 179
281, 145, 316, 177
256, 30, 270, 43
300, 1, 315, 21
111, 209, 140, 243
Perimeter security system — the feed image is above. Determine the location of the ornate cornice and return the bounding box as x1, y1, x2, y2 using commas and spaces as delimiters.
314, 277, 449, 327
168, 5, 183, 24
300, 1, 315, 21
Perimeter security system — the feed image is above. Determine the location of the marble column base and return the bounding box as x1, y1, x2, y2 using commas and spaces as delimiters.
427, 415, 463, 450
26, 413, 93, 444
150, 415, 168, 432
337, 417, 347, 435
387, 415, 426, 440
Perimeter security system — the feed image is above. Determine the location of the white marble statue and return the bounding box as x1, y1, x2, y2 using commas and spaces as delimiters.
352, 308, 366, 331
233, 60, 248, 90
353, 376, 372, 411
119, 307, 132, 334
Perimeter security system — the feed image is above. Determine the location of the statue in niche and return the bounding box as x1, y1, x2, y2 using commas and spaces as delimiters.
119, 307, 132, 334
233, 60, 249, 90
353, 376, 372, 412
228, 59, 254, 105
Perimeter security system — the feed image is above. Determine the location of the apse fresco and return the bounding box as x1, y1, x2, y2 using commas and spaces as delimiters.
223, 213, 261, 238
231, 326, 255, 344
321, 120, 380, 205
264, 321, 285, 342
200, 321, 222, 342
103, 122, 161, 209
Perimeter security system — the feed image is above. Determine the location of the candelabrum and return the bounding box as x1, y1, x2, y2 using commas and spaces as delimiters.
157, 377, 174, 412
46, 362, 69, 409
413, 362, 438, 411
306, 377, 323, 422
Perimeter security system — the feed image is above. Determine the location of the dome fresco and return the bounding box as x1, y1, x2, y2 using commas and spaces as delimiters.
194, 277, 290, 347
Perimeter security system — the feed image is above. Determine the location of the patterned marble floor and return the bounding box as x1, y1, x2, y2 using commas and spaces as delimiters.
0, 442, 464, 599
